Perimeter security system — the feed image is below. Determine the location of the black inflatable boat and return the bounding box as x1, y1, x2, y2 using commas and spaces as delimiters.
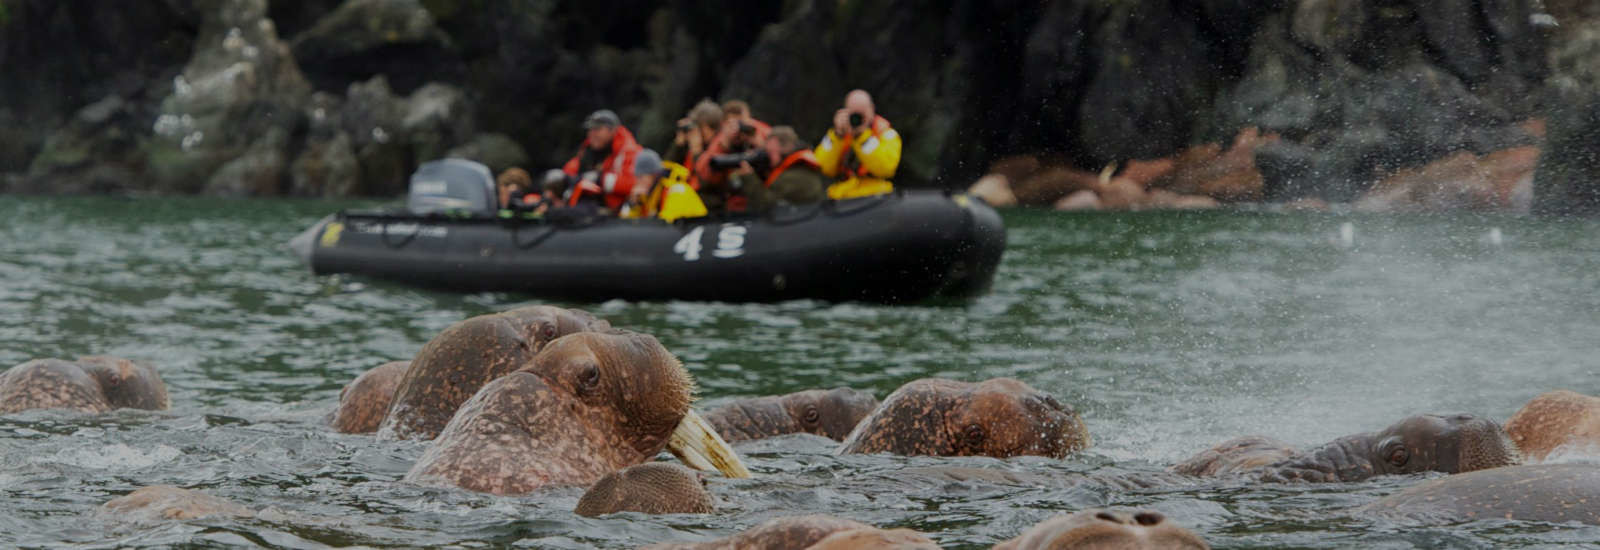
289, 159, 1005, 303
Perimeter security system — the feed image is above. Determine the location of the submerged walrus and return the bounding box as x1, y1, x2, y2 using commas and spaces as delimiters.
1504, 390, 1600, 462
1362, 463, 1600, 525
377, 305, 609, 440
574, 462, 714, 517
404, 330, 748, 495
643, 515, 937, 550
0, 356, 169, 414
100, 485, 253, 521
994, 509, 1210, 550
1172, 414, 1519, 482
703, 388, 880, 443
838, 378, 1090, 459
327, 360, 408, 434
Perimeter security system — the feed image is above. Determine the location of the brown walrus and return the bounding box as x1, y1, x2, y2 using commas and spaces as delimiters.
377, 305, 610, 440
327, 361, 408, 434
642, 515, 937, 550
837, 378, 1090, 459
1171, 414, 1519, 483
994, 509, 1210, 550
0, 357, 169, 414
703, 388, 880, 443
574, 462, 714, 517
404, 330, 748, 495
1361, 463, 1600, 525
101, 486, 253, 521
1504, 390, 1600, 462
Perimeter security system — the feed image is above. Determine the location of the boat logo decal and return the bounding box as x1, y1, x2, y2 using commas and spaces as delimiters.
320, 222, 344, 248
674, 224, 748, 261
350, 222, 449, 239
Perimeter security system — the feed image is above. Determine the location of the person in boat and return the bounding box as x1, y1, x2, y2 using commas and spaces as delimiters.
815, 89, 901, 200
560, 109, 642, 212
720, 100, 771, 142
694, 118, 769, 213
664, 100, 722, 183
496, 167, 546, 213
624, 151, 707, 222
729, 126, 826, 214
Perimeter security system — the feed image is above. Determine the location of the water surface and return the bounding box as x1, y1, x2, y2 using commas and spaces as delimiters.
3, 196, 1599, 548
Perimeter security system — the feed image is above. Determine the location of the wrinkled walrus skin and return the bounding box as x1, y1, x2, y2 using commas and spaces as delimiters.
574, 462, 714, 517
377, 305, 609, 440
838, 378, 1090, 459
0, 357, 169, 415
328, 361, 409, 434
1171, 414, 1519, 483
1504, 390, 1600, 462
703, 388, 879, 443
993, 509, 1210, 550
404, 330, 697, 495
643, 515, 937, 550
1362, 463, 1600, 525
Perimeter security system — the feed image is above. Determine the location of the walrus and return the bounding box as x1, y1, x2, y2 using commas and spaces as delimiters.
101, 486, 253, 521
993, 509, 1210, 550
1504, 390, 1600, 462
703, 388, 880, 443
574, 462, 714, 517
377, 305, 610, 440
1361, 463, 1600, 525
837, 378, 1090, 459
1171, 414, 1519, 483
0, 357, 169, 414
404, 330, 748, 495
642, 515, 937, 550
327, 361, 408, 434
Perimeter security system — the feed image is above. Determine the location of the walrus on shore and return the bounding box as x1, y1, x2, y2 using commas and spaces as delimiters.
1171, 414, 1519, 483
574, 462, 714, 517
1361, 463, 1600, 525
704, 388, 880, 443
328, 361, 408, 434
643, 515, 937, 550
101, 486, 253, 521
377, 305, 610, 440
0, 357, 169, 415
838, 378, 1090, 459
404, 330, 748, 495
1504, 390, 1600, 462
993, 509, 1210, 550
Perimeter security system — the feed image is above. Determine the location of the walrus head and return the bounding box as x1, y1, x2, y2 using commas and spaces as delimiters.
705, 387, 880, 443
574, 462, 713, 517
993, 509, 1210, 550
328, 361, 409, 434
1259, 413, 1520, 483
404, 330, 747, 495
837, 378, 1090, 459
74, 356, 170, 411
378, 305, 610, 440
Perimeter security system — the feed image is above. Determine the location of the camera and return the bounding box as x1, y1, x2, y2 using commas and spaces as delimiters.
848, 112, 865, 129
708, 148, 772, 174
737, 120, 757, 136
677, 121, 693, 133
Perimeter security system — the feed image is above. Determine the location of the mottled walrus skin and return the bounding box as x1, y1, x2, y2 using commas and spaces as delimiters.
704, 388, 879, 442
643, 515, 937, 550
993, 509, 1211, 550
1362, 463, 1600, 525
0, 357, 169, 415
1171, 414, 1520, 483
377, 305, 609, 440
328, 361, 409, 434
838, 378, 1089, 459
574, 462, 714, 517
404, 330, 697, 495
101, 486, 253, 521
1504, 390, 1600, 462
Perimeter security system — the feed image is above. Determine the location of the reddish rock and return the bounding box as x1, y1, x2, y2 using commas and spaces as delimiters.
1054, 189, 1102, 211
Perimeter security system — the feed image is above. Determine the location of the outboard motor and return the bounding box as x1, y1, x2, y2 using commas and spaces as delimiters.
406, 159, 498, 217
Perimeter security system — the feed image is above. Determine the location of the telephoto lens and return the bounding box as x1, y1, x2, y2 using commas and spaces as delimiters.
848, 113, 865, 128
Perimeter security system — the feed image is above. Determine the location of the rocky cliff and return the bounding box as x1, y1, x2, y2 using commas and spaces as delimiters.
1, 0, 1596, 211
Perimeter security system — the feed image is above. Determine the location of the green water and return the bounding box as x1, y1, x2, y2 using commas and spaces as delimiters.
3, 196, 1600, 548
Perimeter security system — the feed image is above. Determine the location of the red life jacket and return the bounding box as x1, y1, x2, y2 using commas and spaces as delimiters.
562, 125, 642, 210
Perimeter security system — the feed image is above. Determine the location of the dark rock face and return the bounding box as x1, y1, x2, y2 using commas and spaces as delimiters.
1534, 21, 1600, 215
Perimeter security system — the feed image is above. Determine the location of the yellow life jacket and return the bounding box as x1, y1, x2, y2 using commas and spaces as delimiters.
815, 115, 901, 200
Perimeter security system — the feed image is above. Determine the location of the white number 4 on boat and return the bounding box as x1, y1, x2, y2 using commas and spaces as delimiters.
674, 224, 746, 261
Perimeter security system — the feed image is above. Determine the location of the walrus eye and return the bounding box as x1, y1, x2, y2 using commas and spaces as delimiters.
540, 323, 557, 341
1388, 446, 1409, 467
579, 364, 600, 391
964, 424, 985, 446
802, 406, 820, 425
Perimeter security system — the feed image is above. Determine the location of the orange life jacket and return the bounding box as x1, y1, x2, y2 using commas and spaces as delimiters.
765, 149, 821, 187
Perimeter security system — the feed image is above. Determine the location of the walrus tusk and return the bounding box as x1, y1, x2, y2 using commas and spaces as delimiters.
667, 409, 752, 479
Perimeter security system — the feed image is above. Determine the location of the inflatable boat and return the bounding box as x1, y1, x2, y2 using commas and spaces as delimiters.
289, 159, 1005, 303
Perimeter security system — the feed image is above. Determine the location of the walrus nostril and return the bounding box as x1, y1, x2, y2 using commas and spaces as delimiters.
1134, 512, 1164, 526
1095, 512, 1119, 523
